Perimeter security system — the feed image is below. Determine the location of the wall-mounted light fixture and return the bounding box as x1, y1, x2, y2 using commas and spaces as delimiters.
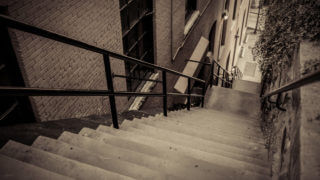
222, 10, 229, 20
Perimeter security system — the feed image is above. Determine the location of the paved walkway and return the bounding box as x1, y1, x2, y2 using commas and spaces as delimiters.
236, 7, 266, 83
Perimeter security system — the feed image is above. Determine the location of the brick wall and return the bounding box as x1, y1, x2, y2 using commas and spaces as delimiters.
154, 0, 171, 67
0, 0, 128, 121
172, 0, 185, 55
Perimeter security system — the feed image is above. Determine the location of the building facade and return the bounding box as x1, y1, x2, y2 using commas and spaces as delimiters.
0, 0, 250, 122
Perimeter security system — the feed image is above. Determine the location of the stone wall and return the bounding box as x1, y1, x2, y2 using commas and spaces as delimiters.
0, 0, 128, 121
298, 42, 320, 180
262, 41, 320, 180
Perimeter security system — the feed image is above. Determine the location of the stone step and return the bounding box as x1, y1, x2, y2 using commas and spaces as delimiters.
97, 124, 270, 176
204, 86, 261, 118
0, 154, 73, 180
232, 79, 261, 94
32, 136, 166, 180
0, 140, 133, 180
58, 131, 211, 180
143, 110, 264, 140
162, 111, 265, 143
134, 116, 267, 154
122, 120, 268, 167
82, 126, 270, 180
79, 128, 231, 180
134, 117, 267, 159
145, 115, 264, 140
169, 108, 262, 131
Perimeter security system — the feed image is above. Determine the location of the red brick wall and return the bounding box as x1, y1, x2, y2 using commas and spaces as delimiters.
0, 0, 128, 121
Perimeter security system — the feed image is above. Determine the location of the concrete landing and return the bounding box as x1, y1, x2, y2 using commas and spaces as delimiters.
204, 86, 260, 118
232, 79, 261, 94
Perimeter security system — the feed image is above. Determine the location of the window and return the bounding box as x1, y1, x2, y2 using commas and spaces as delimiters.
221, 20, 227, 46
209, 21, 217, 52
185, 0, 197, 21
119, 0, 154, 91
225, 0, 230, 10
233, 0, 238, 20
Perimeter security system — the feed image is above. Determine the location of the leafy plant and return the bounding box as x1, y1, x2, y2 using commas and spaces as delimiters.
253, 0, 320, 83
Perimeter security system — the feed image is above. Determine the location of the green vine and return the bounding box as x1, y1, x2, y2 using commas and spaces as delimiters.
253, 0, 320, 83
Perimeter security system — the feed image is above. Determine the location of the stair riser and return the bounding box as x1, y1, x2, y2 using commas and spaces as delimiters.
0, 154, 73, 180
137, 117, 266, 148
0, 141, 133, 180
147, 116, 265, 142
58, 132, 213, 180
133, 119, 267, 161
204, 86, 260, 119
32, 136, 166, 180
79, 128, 233, 180
123, 121, 268, 168
168, 109, 262, 130
110, 122, 270, 175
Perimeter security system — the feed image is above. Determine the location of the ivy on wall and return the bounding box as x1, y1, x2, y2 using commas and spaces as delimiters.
253, 0, 320, 83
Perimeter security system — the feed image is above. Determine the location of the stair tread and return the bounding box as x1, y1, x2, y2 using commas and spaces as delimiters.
232, 79, 261, 94
169, 108, 262, 128
97, 124, 269, 176
204, 86, 260, 118
0, 140, 134, 180
138, 114, 265, 144
164, 110, 265, 142
0, 154, 73, 180
91, 126, 270, 179
122, 120, 268, 167
58, 131, 216, 180
32, 136, 167, 180
132, 118, 266, 159
135, 116, 267, 152
79, 128, 240, 180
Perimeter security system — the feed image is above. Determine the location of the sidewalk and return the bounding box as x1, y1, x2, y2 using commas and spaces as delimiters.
235, 7, 266, 83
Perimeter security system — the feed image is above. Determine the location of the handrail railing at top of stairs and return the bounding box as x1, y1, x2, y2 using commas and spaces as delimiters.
0, 14, 233, 128
261, 70, 320, 111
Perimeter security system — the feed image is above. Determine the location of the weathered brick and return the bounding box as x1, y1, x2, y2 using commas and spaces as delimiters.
2, 0, 127, 121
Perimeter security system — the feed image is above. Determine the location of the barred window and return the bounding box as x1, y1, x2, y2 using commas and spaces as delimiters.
185, 0, 197, 21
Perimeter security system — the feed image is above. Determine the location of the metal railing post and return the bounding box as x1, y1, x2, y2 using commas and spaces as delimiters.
201, 82, 205, 108
217, 66, 220, 86
222, 71, 225, 87
103, 54, 119, 129
162, 71, 167, 116
187, 78, 191, 110
210, 62, 214, 87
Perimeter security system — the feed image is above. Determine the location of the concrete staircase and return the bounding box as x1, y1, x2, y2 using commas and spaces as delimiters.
0, 81, 270, 179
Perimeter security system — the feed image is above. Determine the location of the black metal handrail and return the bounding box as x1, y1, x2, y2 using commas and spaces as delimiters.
208, 58, 233, 88
112, 73, 162, 83
261, 70, 320, 111
0, 14, 207, 128
0, 15, 204, 83
185, 57, 233, 87
262, 70, 320, 99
